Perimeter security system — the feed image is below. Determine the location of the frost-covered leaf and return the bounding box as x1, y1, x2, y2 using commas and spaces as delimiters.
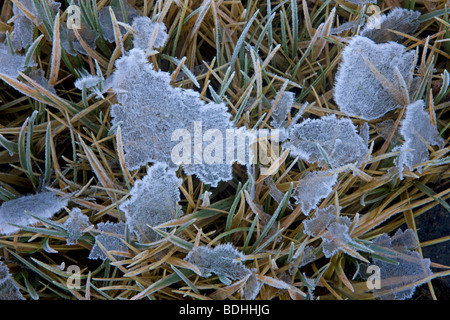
371, 229, 433, 300
119, 162, 182, 243
361, 8, 421, 44
88, 221, 128, 261
292, 170, 338, 216
60, 24, 98, 56
270, 91, 296, 128
11, 15, 34, 51
244, 270, 262, 300
0, 192, 69, 235
132, 16, 168, 52
359, 122, 370, 145
98, 0, 140, 43
334, 36, 417, 120
284, 115, 368, 168
303, 205, 337, 237
29, 69, 56, 94
63, 208, 91, 245
395, 100, 445, 178
184, 243, 252, 280
111, 48, 237, 187
0, 261, 24, 300
0, 43, 29, 78
321, 221, 352, 258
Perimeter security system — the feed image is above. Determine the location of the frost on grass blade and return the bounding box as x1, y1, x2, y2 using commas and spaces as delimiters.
30, 69, 56, 94
60, 24, 98, 56
270, 91, 296, 129
292, 170, 338, 216
0, 261, 25, 300
395, 100, 445, 179
361, 8, 421, 44
98, 0, 140, 43
63, 208, 91, 245
184, 243, 252, 281
0, 43, 29, 78
132, 16, 168, 52
110, 48, 236, 187
371, 229, 433, 300
88, 221, 128, 261
334, 36, 417, 120
284, 115, 368, 168
0, 192, 68, 235
119, 162, 182, 243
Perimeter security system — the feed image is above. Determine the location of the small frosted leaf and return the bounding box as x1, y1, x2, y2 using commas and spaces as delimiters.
284, 115, 368, 168
360, 8, 421, 44
0, 192, 68, 235
63, 208, 91, 246
0, 43, 28, 78
293, 170, 338, 216
11, 15, 34, 50
119, 162, 182, 243
30, 69, 56, 94
372, 229, 432, 300
98, 0, 140, 43
132, 16, 168, 52
184, 243, 252, 280
88, 221, 128, 261
60, 24, 98, 56
244, 270, 262, 300
395, 100, 445, 178
111, 48, 235, 187
270, 91, 296, 128
303, 205, 336, 237
0, 261, 24, 300
321, 221, 352, 258
334, 36, 417, 120
359, 122, 370, 145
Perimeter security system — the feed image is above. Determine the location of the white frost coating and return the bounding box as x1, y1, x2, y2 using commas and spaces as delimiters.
292, 170, 338, 216
321, 221, 352, 258
270, 91, 296, 128
119, 162, 182, 243
88, 221, 128, 261
0, 43, 30, 78
11, 15, 34, 51
132, 16, 168, 52
184, 243, 252, 280
98, 0, 140, 43
360, 8, 422, 44
395, 100, 445, 179
303, 205, 337, 237
345, 0, 376, 4
371, 229, 433, 300
334, 36, 417, 120
284, 114, 368, 168
63, 208, 91, 245
0, 261, 25, 300
0, 192, 68, 235
110, 48, 236, 187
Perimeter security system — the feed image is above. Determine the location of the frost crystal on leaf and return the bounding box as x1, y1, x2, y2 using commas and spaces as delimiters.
0, 261, 25, 300
11, 15, 34, 51
371, 229, 433, 300
321, 221, 352, 258
334, 36, 417, 120
63, 208, 91, 246
119, 162, 182, 243
270, 91, 296, 128
244, 270, 262, 300
361, 8, 422, 44
284, 115, 368, 168
303, 205, 337, 237
0, 192, 68, 235
0, 43, 29, 78
132, 16, 168, 52
98, 0, 140, 43
88, 221, 128, 261
292, 170, 338, 216
184, 243, 252, 281
111, 48, 236, 187
395, 100, 445, 178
